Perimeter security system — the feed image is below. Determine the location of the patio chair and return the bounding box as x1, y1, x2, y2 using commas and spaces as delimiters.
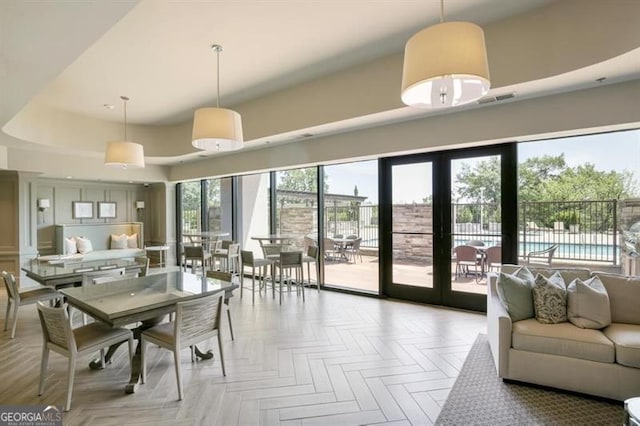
141, 293, 225, 401
453, 245, 483, 282
2, 270, 61, 339
346, 237, 363, 263
484, 245, 502, 273
37, 302, 134, 411
526, 244, 558, 266
323, 237, 338, 261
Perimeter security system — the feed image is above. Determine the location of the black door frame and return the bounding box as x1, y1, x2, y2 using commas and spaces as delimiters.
380, 143, 517, 311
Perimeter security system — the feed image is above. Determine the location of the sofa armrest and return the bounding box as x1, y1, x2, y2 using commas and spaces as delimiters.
487, 272, 512, 378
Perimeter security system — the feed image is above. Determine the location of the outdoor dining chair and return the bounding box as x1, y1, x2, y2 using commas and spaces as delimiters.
526, 243, 559, 266
484, 245, 502, 273
2, 270, 61, 339
37, 301, 134, 411
454, 245, 483, 282
141, 293, 225, 401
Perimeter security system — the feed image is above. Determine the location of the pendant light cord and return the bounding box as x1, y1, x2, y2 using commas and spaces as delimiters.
213, 44, 223, 108
120, 95, 129, 140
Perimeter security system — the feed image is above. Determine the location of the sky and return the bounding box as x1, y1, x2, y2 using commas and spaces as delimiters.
321, 129, 640, 204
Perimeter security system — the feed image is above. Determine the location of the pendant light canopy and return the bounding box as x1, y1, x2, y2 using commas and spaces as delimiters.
192, 44, 244, 152
104, 96, 145, 168
401, 0, 490, 108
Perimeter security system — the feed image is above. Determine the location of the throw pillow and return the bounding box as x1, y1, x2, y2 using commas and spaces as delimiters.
64, 237, 77, 255
110, 233, 128, 249
127, 233, 138, 249
567, 276, 611, 329
496, 266, 536, 322
532, 272, 567, 324
76, 237, 93, 254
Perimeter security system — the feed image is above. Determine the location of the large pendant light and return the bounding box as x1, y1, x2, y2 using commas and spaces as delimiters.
104, 96, 145, 168
401, 0, 490, 108
192, 44, 244, 151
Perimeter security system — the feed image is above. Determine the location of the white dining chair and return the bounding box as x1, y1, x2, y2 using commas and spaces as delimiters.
141, 293, 225, 401
37, 302, 134, 411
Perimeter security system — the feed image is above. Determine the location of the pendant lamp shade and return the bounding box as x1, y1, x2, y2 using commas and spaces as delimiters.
105, 141, 145, 169
192, 107, 243, 151
401, 21, 490, 108
192, 44, 244, 152
104, 96, 145, 168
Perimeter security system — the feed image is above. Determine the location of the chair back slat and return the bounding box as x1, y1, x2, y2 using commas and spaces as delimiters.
221, 240, 234, 250
262, 244, 282, 257
306, 245, 319, 259
241, 250, 254, 264
1, 271, 19, 301
37, 302, 73, 351
175, 294, 222, 344
280, 251, 303, 267
183, 245, 205, 257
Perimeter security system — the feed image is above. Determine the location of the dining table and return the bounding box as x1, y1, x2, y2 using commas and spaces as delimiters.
60, 271, 237, 394
22, 258, 144, 289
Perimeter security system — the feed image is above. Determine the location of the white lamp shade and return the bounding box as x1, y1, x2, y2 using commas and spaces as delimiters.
401, 21, 490, 108
38, 199, 50, 209
192, 107, 244, 151
136, 201, 145, 209
105, 141, 145, 169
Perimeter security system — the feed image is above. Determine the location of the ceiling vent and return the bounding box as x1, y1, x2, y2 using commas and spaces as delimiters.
477, 92, 516, 104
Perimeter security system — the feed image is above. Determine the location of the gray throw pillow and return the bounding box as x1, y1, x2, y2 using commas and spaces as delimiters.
497, 267, 535, 322
532, 272, 567, 324
567, 276, 611, 329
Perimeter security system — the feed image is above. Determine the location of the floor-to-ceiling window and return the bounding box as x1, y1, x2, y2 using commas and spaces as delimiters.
322, 160, 379, 293
517, 130, 640, 273
275, 167, 319, 250
180, 181, 202, 238
204, 177, 233, 239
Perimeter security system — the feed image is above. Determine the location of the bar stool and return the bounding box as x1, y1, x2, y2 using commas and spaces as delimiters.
240, 250, 275, 304
212, 243, 240, 273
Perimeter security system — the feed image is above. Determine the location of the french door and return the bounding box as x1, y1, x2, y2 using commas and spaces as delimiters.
380, 144, 517, 311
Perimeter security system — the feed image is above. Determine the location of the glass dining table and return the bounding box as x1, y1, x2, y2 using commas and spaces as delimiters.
22, 258, 143, 289
60, 271, 237, 394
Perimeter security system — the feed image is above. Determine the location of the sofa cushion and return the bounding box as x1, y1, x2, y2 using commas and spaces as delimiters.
82, 248, 145, 261
500, 265, 590, 286
603, 323, 640, 368
497, 267, 536, 322
532, 272, 567, 324
76, 237, 93, 254
64, 237, 78, 255
512, 318, 615, 363
592, 272, 640, 325
110, 233, 128, 249
567, 276, 611, 329
127, 233, 139, 249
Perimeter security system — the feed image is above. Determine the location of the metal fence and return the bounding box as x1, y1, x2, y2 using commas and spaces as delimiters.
325, 204, 378, 248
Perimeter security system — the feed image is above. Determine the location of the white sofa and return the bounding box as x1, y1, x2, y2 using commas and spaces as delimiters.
487, 264, 640, 401
54, 222, 146, 261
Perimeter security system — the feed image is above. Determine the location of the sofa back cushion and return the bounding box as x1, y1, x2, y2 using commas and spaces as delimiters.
592, 272, 640, 325
500, 265, 590, 286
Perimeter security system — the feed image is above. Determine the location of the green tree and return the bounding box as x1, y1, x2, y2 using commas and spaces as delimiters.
543, 163, 636, 201
278, 168, 328, 192
518, 155, 567, 201
455, 156, 501, 204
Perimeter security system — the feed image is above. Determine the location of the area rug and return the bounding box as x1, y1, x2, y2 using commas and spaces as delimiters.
435, 334, 623, 425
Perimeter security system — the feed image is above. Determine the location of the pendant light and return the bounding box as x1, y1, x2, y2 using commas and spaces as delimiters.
192, 44, 244, 151
401, 0, 490, 108
104, 96, 145, 168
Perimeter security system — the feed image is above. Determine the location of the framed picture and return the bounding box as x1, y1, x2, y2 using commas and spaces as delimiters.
98, 201, 117, 219
72, 201, 93, 219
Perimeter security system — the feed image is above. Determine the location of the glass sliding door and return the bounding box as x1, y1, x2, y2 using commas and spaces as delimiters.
204, 177, 233, 239
322, 160, 379, 293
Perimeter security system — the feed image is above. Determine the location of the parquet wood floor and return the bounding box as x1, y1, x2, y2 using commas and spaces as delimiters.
0, 281, 485, 425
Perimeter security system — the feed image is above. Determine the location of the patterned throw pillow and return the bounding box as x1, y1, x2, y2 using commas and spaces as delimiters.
496, 266, 536, 322
532, 272, 567, 324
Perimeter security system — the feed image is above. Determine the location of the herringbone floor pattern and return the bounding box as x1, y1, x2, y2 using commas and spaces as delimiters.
0, 282, 486, 425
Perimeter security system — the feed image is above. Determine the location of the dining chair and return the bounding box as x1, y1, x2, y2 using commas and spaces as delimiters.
212, 243, 240, 273
141, 293, 225, 401
526, 243, 559, 266
277, 251, 305, 304
261, 243, 283, 261
182, 244, 211, 274
134, 256, 150, 276
302, 245, 320, 292
240, 250, 275, 304
205, 270, 236, 340
37, 302, 134, 411
453, 245, 482, 282
2, 270, 61, 339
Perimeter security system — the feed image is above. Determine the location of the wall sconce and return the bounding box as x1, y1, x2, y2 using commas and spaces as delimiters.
38, 199, 50, 211
136, 201, 145, 210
